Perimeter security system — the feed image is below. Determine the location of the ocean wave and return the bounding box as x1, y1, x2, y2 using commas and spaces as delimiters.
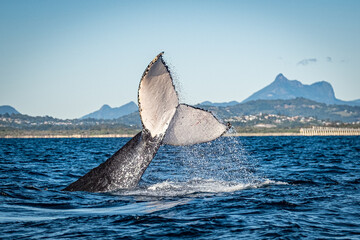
113, 178, 288, 197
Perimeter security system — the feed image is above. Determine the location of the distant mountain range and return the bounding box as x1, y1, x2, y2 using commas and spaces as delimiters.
242, 73, 360, 106
200, 101, 240, 107
2, 99, 359, 137
198, 97, 360, 123
81, 101, 138, 120
0, 105, 20, 115
1, 73, 359, 122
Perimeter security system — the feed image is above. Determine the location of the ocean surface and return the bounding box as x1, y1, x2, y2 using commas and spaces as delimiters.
0, 136, 359, 239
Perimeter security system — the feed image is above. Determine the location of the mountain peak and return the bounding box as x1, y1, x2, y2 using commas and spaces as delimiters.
243, 74, 339, 104
275, 73, 286, 81
81, 101, 138, 120
121, 101, 137, 107
311, 80, 332, 87
0, 105, 20, 115
100, 104, 111, 110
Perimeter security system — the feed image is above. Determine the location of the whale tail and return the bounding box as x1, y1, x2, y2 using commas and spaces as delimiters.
139, 52, 229, 146
63, 52, 229, 192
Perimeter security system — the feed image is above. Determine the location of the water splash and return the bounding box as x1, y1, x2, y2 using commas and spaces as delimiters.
121, 132, 276, 197
114, 178, 287, 198
175, 135, 261, 184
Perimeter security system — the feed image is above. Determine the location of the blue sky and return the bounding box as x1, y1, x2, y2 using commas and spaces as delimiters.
1, 0, 359, 119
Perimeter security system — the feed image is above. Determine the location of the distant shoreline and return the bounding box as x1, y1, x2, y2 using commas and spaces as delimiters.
1, 134, 135, 139
1, 132, 359, 139
226, 133, 301, 137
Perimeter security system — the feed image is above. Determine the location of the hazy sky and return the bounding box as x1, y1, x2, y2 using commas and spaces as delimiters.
1, 0, 359, 119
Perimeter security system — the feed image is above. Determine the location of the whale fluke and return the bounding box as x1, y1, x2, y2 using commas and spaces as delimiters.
138, 52, 179, 138
63, 53, 229, 192
163, 104, 228, 146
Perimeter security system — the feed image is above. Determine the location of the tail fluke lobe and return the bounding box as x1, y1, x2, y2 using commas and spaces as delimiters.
163, 104, 228, 146
138, 53, 179, 138
138, 52, 228, 145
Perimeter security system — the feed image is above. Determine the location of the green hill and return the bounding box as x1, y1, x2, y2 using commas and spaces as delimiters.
198, 98, 360, 123
1, 98, 359, 137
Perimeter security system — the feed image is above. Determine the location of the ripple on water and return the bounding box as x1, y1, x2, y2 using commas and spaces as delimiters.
0, 136, 360, 239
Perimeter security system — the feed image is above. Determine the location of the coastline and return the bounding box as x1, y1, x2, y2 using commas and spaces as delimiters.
2, 132, 359, 139
226, 133, 301, 137
1, 134, 136, 139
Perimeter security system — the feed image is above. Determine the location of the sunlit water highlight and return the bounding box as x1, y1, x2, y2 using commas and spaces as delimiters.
1, 136, 359, 239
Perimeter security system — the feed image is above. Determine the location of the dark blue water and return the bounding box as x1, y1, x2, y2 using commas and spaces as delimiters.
1, 136, 359, 239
